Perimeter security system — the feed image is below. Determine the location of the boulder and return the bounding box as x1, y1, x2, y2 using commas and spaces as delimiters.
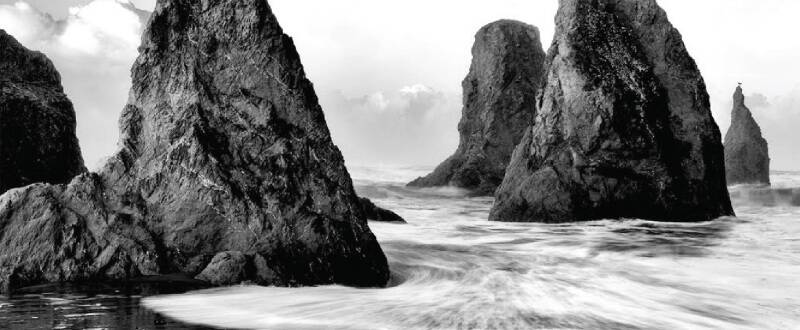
0, 30, 86, 195
489, 0, 734, 223
0, 0, 390, 292
724, 86, 770, 185
408, 20, 546, 195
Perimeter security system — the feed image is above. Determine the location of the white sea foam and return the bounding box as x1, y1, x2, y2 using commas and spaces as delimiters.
143, 167, 800, 329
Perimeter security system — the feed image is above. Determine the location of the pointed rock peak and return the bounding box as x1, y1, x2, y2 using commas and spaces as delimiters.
0, 29, 86, 195
0, 0, 390, 292
725, 84, 770, 185
734, 85, 745, 106
489, 0, 733, 223
407, 19, 546, 195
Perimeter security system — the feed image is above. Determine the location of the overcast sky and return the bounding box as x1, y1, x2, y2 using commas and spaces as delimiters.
1, 0, 799, 170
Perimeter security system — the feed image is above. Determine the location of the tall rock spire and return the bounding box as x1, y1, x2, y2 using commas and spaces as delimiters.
489, 0, 734, 223
0, 30, 86, 195
724, 85, 771, 185
408, 20, 546, 195
0, 0, 390, 292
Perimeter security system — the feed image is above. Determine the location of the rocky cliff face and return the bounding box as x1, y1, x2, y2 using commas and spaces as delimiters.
0, 0, 390, 292
0, 30, 86, 195
724, 86, 770, 185
408, 20, 545, 195
489, 0, 734, 223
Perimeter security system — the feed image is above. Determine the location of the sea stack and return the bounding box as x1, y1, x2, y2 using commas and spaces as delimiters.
0, 30, 86, 195
407, 20, 546, 195
0, 0, 390, 292
724, 86, 770, 185
489, 0, 734, 223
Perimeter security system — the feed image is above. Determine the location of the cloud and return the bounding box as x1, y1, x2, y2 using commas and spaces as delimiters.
747, 93, 771, 108
320, 85, 462, 166
0, 0, 149, 169
0, 0, 146, 59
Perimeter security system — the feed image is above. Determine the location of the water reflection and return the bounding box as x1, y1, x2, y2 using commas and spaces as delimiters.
0, 279, 214, 329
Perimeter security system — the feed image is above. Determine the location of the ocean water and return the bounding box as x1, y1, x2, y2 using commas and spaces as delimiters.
141, 166, 800, 330
2, 167, 800, 329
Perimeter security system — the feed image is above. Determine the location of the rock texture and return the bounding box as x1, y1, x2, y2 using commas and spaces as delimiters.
0, 29, 86, 195
408, 20, 546, 195
489, 0, 734, 223
724, 86, 770, 185
0, 0, 391, 292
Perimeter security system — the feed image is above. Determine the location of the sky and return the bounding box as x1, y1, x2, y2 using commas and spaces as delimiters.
1, 0, 799, 170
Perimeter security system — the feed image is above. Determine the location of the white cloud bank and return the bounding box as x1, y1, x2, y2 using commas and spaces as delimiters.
321, 85, 462, 166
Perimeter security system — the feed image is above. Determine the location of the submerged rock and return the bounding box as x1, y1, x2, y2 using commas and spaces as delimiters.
358, 197, 405, 223
724, 86, 770, 185
0, 30, 86, 195
489, 0, 734, 223
408, 20, 546, 195
0, 0, 390, 292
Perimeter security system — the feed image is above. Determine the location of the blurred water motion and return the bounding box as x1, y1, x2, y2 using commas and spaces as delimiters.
142, 167, 800, 330
3, 167, 800, 329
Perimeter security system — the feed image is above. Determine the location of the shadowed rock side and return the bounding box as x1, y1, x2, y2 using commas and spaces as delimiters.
489, 0, 734, 223
724, 86, 770, 185
408, 20, 546, 196
0, 0, 390, 292
0, 30, 86, 195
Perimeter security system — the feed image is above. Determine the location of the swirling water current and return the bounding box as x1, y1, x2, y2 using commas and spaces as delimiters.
2, 167, 799, 329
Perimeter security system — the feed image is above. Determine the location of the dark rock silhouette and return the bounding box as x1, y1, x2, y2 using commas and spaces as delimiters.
0, 30, 86, 195
724, 86, 770, 185
489, 0, 734, 223
359, 197, 406, 223
408, 20, 546, 195
0, 0, 391, 292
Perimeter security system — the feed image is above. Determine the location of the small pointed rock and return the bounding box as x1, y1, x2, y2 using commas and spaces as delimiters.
724, 86, 770, 185
408, 20, 546, 195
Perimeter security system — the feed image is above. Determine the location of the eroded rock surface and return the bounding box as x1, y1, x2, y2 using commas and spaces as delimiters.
408, 20, 546, 195
724, 86, 770, 185
0, 0, 390, 292
489, 0, 734, 223
0, 30, 86, 195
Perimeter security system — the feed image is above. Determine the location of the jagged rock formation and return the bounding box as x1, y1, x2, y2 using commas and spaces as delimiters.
0, 0, 391, 292
408, 20, 546, 195
489, 0, 734, 223
0, 30, 86, 195
724, 86, 770, 185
